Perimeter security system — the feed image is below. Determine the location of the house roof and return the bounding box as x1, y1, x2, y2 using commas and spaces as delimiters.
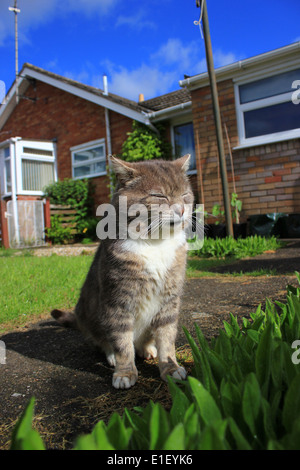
140, 88, 191, 112
0, 63, 192, 130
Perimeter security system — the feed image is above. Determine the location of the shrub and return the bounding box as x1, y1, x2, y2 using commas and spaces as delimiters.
121, 121, 171, 162
9, 273, 300, 450
44, 215, 73, 245
44, 179, 97, 242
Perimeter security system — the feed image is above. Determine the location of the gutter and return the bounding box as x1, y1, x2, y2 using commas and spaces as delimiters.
179, 41, 300, 89
146, 101, 192, 121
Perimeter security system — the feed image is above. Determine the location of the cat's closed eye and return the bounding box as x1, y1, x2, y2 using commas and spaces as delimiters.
149, 192, 169, 200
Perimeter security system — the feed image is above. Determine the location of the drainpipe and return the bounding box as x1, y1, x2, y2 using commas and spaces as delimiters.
10, 137, 21, 246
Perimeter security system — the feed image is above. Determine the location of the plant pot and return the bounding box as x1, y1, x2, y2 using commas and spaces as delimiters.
206, 223, 227, 239
233, 222, 247, 239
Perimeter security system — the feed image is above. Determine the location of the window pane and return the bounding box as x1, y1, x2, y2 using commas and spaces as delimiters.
5, 158, 11, 193
23, 147, 53, 156
74, 160, 106, 178
74, 146, 104, 163
22, 159, 55, 191
239, 68, 300, 104
4, 147, 10, 158
174, 123, 196, 170
244, 100, 300, 138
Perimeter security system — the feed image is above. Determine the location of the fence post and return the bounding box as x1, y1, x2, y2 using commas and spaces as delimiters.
43, 198, 51, 245
0, 200, 10, 249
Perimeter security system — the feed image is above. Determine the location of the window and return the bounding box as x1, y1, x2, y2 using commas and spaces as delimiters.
236, 67, 300, 145
71, 139, 106, 179
17, 140, 56, 194
173, 122, 196, 172
4, 147, 11, 193
22, 159, 55, 191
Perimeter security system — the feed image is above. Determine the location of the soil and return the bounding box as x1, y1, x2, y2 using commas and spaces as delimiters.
0, 240, 300, 450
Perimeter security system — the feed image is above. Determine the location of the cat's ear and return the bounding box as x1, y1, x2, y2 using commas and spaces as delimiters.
175, 154, 191, 173
109, 156, 138, 183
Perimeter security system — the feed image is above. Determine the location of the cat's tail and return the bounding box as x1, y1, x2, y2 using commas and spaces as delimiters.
51, 309, 78, 329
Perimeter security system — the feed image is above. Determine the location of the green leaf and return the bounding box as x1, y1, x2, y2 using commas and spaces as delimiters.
149, 403, 170, 450
242, 373, 261, 436
73, 434, 100, 450
106, 413, 132, 450
255, 322, 273, 395
227, 417, 251, 450
198, 420, 228, 450
162, 424, 185, 450
282, 374, 300, 433
188, 377, 222, 425
168, 378, 191, 426
90, 421, 115, 450
10, 397, 45, 450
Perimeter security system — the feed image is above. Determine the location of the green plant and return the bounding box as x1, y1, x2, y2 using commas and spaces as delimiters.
121, 121, 171, 162
44, 178, 96, 241
231, 192, 242, 224
211, 204, 225, 225
190, 235, 283, 259
9, 273, 300, 450
44, 215, 73, 245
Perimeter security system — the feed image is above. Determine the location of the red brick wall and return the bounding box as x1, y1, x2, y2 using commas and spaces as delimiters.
0, 80, 134, 208
191, 79, 300, 221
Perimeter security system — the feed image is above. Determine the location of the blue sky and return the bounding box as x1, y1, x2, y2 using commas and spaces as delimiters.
1, 0, 300, 102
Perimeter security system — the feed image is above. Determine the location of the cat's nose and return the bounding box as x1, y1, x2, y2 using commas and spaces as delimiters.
173, 204, 184, 218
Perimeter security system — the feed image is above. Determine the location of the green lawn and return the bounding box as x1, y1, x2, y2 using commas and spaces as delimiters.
0, 253, 93, 331
0, 247, 281, 332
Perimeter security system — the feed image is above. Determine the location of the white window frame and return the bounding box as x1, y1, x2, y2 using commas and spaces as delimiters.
15, 140, 57, 196
234, 65, 300, 148
71, 138, 107, 180
4, 146, 12, 195
170, 115, 197, 175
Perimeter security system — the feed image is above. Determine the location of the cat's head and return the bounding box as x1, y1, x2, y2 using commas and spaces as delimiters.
110, 156, 194, 240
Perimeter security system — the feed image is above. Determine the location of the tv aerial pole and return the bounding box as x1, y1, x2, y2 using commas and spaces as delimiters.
9, 0, 21, 105
195, 0, 233, 237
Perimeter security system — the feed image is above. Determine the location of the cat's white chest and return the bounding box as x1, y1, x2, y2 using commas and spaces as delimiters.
122, 233, 186, 341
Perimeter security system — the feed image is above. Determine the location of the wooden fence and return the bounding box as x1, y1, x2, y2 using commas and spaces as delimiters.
50, 204, 78, 235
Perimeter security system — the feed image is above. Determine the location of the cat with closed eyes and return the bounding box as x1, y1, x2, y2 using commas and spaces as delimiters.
51, 154, 194, 389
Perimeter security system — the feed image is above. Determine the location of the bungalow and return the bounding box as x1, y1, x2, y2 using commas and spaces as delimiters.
0, 42, 299, 247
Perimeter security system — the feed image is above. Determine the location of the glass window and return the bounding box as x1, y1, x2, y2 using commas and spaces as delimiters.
244, 101, 300, 139
173, 123, 196, 171
5, 157, 11, 193
239, 68, 300, 104
72, 141, 106, 179
22, 159, 55, 191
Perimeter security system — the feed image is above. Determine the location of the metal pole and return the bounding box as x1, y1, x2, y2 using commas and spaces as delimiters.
9, 0, 20, 105
197, 0, 234, 236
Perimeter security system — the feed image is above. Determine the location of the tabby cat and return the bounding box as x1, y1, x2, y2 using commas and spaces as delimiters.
51, 155, 194, 389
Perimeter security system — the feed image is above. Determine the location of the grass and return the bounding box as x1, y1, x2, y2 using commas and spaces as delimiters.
186, 257, 278, 278
0, 235, 285, 331
0, 253, 93, 332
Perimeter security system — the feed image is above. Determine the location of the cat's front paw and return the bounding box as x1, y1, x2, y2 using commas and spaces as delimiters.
172, 366, 187, 380
160, 364, 187, 382
112, 369, 138, 389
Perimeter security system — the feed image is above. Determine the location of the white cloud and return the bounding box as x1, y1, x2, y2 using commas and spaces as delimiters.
106, 64, 176, 101
115, 9, 156, 31
104, 38, 240, 100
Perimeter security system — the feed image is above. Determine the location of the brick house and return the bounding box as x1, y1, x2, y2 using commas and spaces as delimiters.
0, 42, 299, 247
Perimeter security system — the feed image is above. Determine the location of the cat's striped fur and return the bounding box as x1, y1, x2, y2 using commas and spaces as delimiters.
51, 155, 194, 389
